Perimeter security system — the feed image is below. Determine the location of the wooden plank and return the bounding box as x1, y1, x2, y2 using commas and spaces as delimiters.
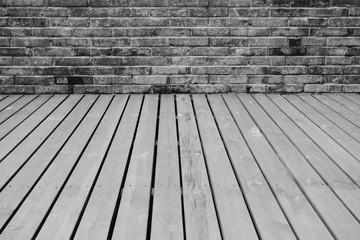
192, 95, 258, 240
255, 94, 360, 220
207, 94, 296, 240
0, 95, 22, 112
268, 95, 360, 190
35, 95, 128, 240
0, 95, 37, 124
176, 95, 222, 240
239, 94, 360, 240
0, 95, 83, 188
284, 95, 360, 162
224, 94, 333, 240
299, 95, 360, 142
343, 94, 360, 105
0, 95, 64, 161
150, 95, 184, 240
0, 95, 96, 230
314, 95, 360, 128
0, 95, 111, 239
326, 94, 360, 116
0, 95, 51, 140
112, 95, 159, 240
0, 95, 7, 101
73, 95, 142, 240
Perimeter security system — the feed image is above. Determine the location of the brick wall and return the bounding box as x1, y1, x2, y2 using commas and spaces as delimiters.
0, 0, 360, 94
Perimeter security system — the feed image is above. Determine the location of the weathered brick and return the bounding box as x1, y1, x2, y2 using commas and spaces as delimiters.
132, 75, 168, 84
0, 76, 15, 85
0, 85, 35, 94
170, 75, 208, 84
93, 76, 132, 84
74, 85, 113, 93
170, 38, 208, 46
14, 57, 52, 66
16, 76, 55, 85
209, 75, 247, 83
35, 85, 73, 94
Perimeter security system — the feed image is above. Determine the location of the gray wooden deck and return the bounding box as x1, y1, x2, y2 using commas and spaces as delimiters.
0, 94, 359, 240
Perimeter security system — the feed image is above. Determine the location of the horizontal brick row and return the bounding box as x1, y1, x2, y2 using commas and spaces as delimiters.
1, 0, 359, 7
0, 83, 358, 94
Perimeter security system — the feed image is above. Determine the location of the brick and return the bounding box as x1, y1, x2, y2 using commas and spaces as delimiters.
344, 84, 360, 92
250, 37, 288, 46
55, 57, 93, 66
132, 75, 168, 84
193, 28, 230, 36
14, 57, 52, 66
171, 56, 208, 65
170, 37, 208, 46
93, 76, 132, 84
286, 56, 324, 65
114, 84, 152, 93
231, 28, 270, 36
209, 57, 248, 65
231, 66, 266, 75
150, 8, 188, 17
170, 75, 208, 84
190, 47, 229, 56
333, 0, 360, 7
190, 8, 228, 17
74, 85, 113, 93
284, 75, 323, 84
152, 66, 188, 75
230, 47, 268, 56
325, 56, 353, 65
328, 37, 360, 46
131, 38, 169, 47
230, 8, 269, 17
171, 0, 209, 7
0, 76, 14, 85
28, 8, 69, 17
14, 38, 52, 47
0, 57, 12, 65
16, 76, 55, 85
0, 85, 35, 94
248, 75, 284, 84
52, 18, 90, 27
171, 18, 209, 27
209, 75, 247, 83
73, 28, 112, 37
153, 28, 191, 36
228, 84, 247, 92
75, 67, 113, 75
191, 66, 231, 75
34, 85, 73, 94
114, 67, 152, 75
210, 38, 248, 47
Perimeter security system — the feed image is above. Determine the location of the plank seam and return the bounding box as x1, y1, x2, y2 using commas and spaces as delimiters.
237, 95, 338, 240
107, 95, 145, 240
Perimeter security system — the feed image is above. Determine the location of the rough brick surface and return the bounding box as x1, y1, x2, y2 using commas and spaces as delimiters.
0, 1, 359, 93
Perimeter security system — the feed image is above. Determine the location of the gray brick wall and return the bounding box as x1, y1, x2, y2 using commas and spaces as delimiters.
0, 0, 360, 93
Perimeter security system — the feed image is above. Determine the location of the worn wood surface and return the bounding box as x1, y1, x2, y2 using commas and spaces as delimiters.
0, 94, 359, 240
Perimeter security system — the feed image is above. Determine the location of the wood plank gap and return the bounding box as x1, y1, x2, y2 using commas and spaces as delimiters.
315, 95, 360, 129
284, 95, 360, 163
0, 95, 84, 191
300, 95, 360, 144
343, 94, 360, 106
205, 94, 262, 240
239, 94, 360, 239
254, 95, 360, 222
31, 96, 116, 240
146, 94, 161, 240
190, 95, 224, 240
69, 96, 131, 240
0, 95, 22, 113
0, 96, 110, 238
0, 95, 38, 125
0, 95, 53, 142
213, 94, 298, 240
174, 95, 187, 240
327, 94, 360, 116
225, 94, 333, 240
0, 95, 65, 163
0, 95, 98, 233
106, 95, 145, 240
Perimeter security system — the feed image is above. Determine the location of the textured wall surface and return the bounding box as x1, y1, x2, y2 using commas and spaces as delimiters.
0, 0, 360, 94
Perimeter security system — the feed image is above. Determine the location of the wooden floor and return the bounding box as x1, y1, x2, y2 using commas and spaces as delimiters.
0, 94, 359, 240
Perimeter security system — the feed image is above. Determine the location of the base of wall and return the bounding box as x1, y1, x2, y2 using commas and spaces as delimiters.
1, 84, 360, 94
